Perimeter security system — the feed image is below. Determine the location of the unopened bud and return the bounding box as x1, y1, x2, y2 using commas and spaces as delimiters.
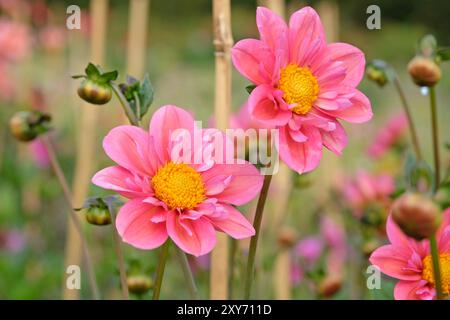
407, 56, 441, 87
391, 192, 441, 240
85, 206, 111, 226
77, 79, 112, 105
366, 60, 390, 87
127, 274, 152, 295
277, 226, 298, 248
318, 275, 342, 298
9, 111, 51, 142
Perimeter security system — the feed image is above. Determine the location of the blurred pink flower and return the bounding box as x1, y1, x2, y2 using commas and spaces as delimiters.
0, 229, 26, 253
0, 18, 32, 61
232, 6, 372, 173
343, 170, 395, 217
92, 105, 263, 256
369, 209, 450, 300
290, 263, 304, 285
367, 113, 408, 159
29, 138, 50, 168
0, 0, 30, 18
295, 236, 323, 265
39, 26, 66, 53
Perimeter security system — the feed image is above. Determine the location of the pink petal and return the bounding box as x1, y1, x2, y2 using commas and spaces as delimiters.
278, 125, 323, 174
288, 6, 326, 65
386, 215, 410, 247
92, 166, 149, 198
327, 43, 365, 87
256, 6, 288, 52
323, 89, 373, 123
248, 84, 291, 126
208, 204, 255, 239
321, 121, 348, 155
166, 211, 216, 256
149, 105, 196, 163
394, 281, 426, 300
231, 39, 275, 85
369, 244, 421, 281
103, 125, 154, 176
201, 162, 263, 206
116, 199, 168, 250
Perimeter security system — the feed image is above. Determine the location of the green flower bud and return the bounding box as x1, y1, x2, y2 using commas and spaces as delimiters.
365, 60, 390, 87
85, 205, 111, 226
77, 79, 112, 105
9, 110, 51, 142
127, 274, 153, 295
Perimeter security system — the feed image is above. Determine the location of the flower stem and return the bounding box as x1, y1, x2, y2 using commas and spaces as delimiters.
430, 235, 444, 299
41, 135, 100, 300
174, 247, 199, 300
228, 238, 238, 299
108, 207, 129, 299
393, 76, 423, 160
152, 240, 170, 300
110, 82, 139, 126
244, 174, 273, 299
429, 86, 441, 190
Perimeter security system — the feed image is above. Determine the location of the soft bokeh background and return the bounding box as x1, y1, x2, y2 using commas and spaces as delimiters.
1, 0, 449, 299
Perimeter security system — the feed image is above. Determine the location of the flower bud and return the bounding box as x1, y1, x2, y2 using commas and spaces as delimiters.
318, 275, 342, 298
127, 274, 152, 295
407, 56, 441, 87
277, 226, 298, 248
366, 61, 389, 87
77, 79, 112, 105
391, 192, 441, 240
85, 205, 111, 226
9, 111, 51, 142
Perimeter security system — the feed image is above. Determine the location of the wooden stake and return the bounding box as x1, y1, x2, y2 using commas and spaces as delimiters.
123, 0, 150, 124
63, 0, 109, 300
210, 0, 233, 300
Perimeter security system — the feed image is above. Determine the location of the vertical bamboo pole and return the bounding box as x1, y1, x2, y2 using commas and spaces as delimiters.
123, 0, 150, 125
63, 0, 109, 300
210, 0, 233, 300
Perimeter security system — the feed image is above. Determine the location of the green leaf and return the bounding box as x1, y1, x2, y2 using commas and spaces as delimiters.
437, 48, 450, 62
100, 70, 118, 82
246, 84, 256, 94
85, 63, 101, 78
137, 74, 154, 119
71, 74, 86, 79
404, 153, 435, 194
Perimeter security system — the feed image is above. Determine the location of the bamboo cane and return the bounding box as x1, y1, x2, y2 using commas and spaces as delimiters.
124, 0, 150, 124
63, 0, 109, 300
210, 0, 233, 300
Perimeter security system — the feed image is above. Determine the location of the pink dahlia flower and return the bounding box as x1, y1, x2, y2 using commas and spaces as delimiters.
0, 19, 32, 62
367, 112, 408, 159
369, 209, 450, 300
92, 105, 262, 256
342, 170, 395, 217
231, 7, 372, 173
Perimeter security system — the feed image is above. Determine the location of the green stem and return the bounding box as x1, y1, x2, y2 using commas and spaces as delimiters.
228, 238, 238, 299
152, 240, 170, 300
133, 91, 142, 127
109, 208, 129, 299
429, 86, 441, 190
393, 76, 423, 160
174, 247, 199, 300
42, 135, 100, 300
244, 174, 273, 299
430, 235, 444, 299
110, 82, 139, 126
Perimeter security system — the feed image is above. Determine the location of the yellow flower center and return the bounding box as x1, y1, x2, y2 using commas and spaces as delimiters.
151, 162, 205, 210
278, 64, 319, 115
422, 253, 450, 294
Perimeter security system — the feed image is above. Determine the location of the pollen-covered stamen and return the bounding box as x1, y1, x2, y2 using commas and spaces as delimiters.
152, 162, 206, 210
278, 64, 319, 115
422, 253, 450, 294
